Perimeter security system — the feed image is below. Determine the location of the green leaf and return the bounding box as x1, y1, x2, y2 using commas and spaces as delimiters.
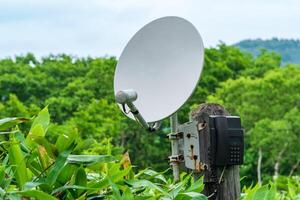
73, 139, 95, 153
186, 177, 204, 193
24, 181, 43, 189
126, 179, 167, 195
9, 136, 28, 189
174, 192, 207, 200
109, 178, 122, 200
136, 169, 167, 184
25, 124, 45, 148
122, 186, 134, 200
30, 106, 50, 132
294, 194, 300, 200
87, 166, 132, 193
32, 136, 58, 158
14, 189, 57, 200
243, 184, 260, 200
250, 184, 276, 200
55, 164, 77, 186
267, 183, 276, 200
55, 128, 78, 153
67, 155, 116, 165
0, 165, 5, 185
42, 149, 71, 186
0, 187, 5, 197
75, 166, 87, 197
169, 174, 193, 198
0, 130, 19, 135
288, 179, 297, 198
25, 107, 50, 149
0, 117, 29, 131
51, 185, 98, 195
75, 166, 87, 186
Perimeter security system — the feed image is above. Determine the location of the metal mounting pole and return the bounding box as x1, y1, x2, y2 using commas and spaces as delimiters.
170, 113, 180, 182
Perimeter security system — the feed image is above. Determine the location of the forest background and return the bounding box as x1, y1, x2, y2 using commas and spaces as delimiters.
0, 38, 300, 188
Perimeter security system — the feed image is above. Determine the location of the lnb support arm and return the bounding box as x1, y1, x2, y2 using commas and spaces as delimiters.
115, 89, 160, 132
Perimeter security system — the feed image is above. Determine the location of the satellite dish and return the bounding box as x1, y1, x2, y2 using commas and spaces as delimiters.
114, 16, 204, 126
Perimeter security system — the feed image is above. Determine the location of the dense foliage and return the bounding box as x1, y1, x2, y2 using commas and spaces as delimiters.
0, 108, 208, 199
0, 43, 299, 198
0, 107, 299, 199
235, 38, 300, 64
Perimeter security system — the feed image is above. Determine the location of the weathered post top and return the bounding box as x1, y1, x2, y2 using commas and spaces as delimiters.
190, 103, 241, 200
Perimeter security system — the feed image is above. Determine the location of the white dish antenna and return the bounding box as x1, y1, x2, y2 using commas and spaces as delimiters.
114, 16, 204, 130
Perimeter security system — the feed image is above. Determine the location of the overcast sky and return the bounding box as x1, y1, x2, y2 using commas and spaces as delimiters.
0, 0, 299, 58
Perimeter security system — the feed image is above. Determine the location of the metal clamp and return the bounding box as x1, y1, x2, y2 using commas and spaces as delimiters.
169, 155, 184, 162
197, 122, 207, 131
167, 132, 183, 140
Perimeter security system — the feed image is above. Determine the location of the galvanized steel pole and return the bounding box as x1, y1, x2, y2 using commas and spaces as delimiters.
170, 113, 180, 182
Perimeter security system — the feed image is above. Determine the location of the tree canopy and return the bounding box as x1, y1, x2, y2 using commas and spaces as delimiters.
0, 44, 299, 184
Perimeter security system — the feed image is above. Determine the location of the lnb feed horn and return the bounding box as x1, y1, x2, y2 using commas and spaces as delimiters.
115, 90, 160, 132
115, 89, 137, 104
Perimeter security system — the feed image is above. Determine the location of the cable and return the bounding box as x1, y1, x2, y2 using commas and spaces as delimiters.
122, 104, 130, 114
219, 166, 226, 184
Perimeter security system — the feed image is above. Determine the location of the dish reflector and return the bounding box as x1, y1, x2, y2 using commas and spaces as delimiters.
114, 16, 204, 123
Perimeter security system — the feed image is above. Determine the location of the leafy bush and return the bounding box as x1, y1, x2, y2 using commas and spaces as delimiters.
240, 176, 300, 200
0, 107, 207, 199
1, 103, 299, 200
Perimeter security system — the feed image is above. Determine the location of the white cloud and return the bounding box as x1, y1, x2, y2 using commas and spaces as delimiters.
0, 0, 299, 58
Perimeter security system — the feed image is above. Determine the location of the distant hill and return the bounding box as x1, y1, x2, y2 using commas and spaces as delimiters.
235, 38, 300, 64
